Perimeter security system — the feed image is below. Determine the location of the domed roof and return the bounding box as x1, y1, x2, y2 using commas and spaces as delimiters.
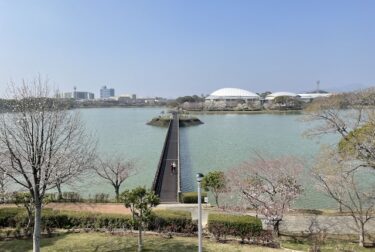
265, 92, 298, 100
207, 88, 259, 99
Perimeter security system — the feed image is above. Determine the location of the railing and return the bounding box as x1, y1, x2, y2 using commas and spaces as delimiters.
151, 118, 173, 196
176, 113, 181, 202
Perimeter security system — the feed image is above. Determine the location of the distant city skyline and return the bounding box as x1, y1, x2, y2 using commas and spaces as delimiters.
0, 0, 374, 98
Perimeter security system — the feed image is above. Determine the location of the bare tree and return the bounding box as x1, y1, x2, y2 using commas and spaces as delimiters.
0, 77, 96, 252
313, 146, 375, 247
304, 89, 375, 169
95, 154, 136, 202
304, 89, 375, 247
227, 155, 303, 238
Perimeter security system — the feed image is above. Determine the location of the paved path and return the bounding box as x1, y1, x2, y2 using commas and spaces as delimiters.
280, 214, 375, 236
156, 204, 375, 237
158, 113, 179, 203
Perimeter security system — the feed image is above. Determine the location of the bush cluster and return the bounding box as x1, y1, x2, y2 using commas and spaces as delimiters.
180, 192, 207, 203
0, 208, 196, 234
207, 213, 262, 242
149, 210, 197, 233
0, 207, 21, 227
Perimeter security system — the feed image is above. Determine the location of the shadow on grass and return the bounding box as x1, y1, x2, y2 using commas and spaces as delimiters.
0, 233, 69, 252
0, 233, 200, 252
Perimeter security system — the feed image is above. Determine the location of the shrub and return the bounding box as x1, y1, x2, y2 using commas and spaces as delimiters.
180, 192, 207, 204
0, 208, 24, 227
149, 210, 196, 233
207, 213, 262, 242
0, 207, 195, 234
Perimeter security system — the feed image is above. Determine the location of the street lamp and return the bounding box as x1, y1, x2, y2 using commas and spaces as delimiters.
196, 173, 204, 252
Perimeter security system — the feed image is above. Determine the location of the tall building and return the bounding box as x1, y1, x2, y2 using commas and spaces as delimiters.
64, 87, 95, 100
100, 86, 115, 99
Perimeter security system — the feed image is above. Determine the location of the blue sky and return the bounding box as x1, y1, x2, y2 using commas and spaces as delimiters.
0, 0, 374, 98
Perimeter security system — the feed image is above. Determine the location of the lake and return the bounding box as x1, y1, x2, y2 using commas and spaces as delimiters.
75, 107, 337, 209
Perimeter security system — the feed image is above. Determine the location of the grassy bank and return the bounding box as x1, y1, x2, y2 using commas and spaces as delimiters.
0, 232, 280, 252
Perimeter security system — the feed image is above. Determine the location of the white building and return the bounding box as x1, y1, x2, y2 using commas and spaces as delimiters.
265, 92, 299, 101
205, 88, 260, 102
297, 92, 332, 101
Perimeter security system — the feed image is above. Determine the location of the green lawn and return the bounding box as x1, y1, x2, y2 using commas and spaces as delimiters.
282, 240, 375, 252
0, 232, 280, 252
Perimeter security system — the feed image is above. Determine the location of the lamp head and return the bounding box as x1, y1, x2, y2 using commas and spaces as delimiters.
196, 173, 204, 182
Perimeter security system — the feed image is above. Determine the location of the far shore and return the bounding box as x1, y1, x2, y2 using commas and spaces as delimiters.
71, 105, 305, 115
185, 109, 303, 115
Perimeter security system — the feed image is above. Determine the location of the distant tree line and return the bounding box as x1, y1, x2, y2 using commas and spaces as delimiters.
175, 95, 205, 104
0, 97, 169, 112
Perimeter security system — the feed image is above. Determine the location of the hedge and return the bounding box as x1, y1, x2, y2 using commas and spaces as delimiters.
149, 210, 196, 233
0, 208, 196, 233
207, 213, 262, 242
0, 208, 22, 227
180, 192, 207, 203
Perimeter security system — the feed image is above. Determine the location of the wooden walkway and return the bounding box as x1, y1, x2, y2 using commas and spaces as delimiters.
152, 113, 180, 203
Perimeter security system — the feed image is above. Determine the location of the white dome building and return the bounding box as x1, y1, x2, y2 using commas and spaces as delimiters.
205, 88, 260, 101
265, 92, 298, 101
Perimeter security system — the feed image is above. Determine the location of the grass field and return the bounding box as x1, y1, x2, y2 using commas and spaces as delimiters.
282, 240, 375, 252
0, 232, 280, 252
2, 232, 375, 251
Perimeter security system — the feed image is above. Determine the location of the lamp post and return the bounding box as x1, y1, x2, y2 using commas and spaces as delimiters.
196, 173, 204, 252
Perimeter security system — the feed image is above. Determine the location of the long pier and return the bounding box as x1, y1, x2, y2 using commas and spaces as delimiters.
152, 113, 180, 203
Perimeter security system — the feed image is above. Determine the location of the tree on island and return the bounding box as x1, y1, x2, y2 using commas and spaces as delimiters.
0, 77, 96, 252
313, 146, 375, 247
201, 171, 227, 207
94, 154, 137, 202
273, 96, 304, 110
121, 187, 160, 252
227, 155, 303, 238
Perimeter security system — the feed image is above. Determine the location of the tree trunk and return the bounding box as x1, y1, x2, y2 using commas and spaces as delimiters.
214, 194, 219, 207
115, 186, 120, 203
138, 223, 143, 252
359, 223, 365, 247
273, 220, 280, 238
33, 201, 42, 252
26, 207, 33, 231
56, 183, 63, 201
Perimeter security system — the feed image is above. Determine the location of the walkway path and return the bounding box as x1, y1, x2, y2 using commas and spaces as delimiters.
158, 113, 179, 203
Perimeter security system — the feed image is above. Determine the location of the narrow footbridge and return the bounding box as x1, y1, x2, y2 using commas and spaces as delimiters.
152, 113, 180, 203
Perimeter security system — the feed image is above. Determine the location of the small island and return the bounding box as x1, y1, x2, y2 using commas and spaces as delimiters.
147, 114, 203, 127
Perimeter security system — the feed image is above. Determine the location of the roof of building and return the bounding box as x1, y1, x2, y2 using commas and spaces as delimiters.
206, 88, 259, 100
265, 92, 298, 100
298, 93, 332, 99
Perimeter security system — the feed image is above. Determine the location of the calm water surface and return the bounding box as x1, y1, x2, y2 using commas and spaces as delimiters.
75, 108, 337, 209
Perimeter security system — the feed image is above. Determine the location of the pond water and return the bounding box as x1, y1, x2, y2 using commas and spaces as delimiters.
74, 108, 337, 209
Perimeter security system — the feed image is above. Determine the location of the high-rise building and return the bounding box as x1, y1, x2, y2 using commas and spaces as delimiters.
64, 87, 95, 100
100, 86, 115, 99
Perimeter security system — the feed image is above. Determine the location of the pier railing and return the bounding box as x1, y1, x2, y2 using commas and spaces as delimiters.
176, 114, 181, 202
151, 118, 173, 196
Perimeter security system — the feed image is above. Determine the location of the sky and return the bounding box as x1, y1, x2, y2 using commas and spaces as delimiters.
0, 0, 374, 98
